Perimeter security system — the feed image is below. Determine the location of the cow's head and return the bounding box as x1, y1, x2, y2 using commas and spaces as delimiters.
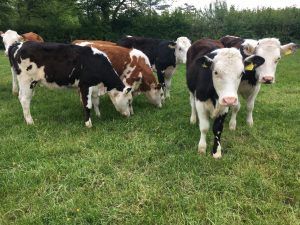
108, 87, 133, 117
199, 48, 263, 106
242, 38, 298, 84
174, 37, 191, 64
0, 30, 23, 56
145, 83, 164, 107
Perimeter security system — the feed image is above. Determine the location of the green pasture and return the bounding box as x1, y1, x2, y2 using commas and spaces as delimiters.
0, 50, 299, 224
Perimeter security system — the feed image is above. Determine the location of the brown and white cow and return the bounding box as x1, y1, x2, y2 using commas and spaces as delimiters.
1, 29, 44, 95
73, 41, 164, 115
220, 35, 298, 129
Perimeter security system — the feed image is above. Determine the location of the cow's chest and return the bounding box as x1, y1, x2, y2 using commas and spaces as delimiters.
238, 80, 260, 99
204, 99, 228, 119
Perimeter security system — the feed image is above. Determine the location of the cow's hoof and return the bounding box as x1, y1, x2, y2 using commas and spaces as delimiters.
190, 116, 197, 125
85, 119, 92, 128
26, 118, 34, 125
247, 119, 254, 127
95, 111, 101, 117
198, 144, 206, 154
212, 146, 222, 159
229, 121, 236, 130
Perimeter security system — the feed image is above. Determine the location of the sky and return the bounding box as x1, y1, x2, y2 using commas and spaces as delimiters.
172, 0, 300, 10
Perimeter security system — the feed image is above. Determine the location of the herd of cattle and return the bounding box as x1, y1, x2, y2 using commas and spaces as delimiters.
0, 29, 298, 158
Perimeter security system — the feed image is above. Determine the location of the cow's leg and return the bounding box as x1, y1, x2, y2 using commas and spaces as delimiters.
190, 92, 197, 124
11, 67, 19, 95
246, 85, 261, 127
212, 113, 227, 159
157, 69, 166, 97
91, 86, 100, 117
80, 86, 93, 128
195, 100, 209, 154
229, 101, 240, 130
164, 77, 172, 98
18, 77, 34, 125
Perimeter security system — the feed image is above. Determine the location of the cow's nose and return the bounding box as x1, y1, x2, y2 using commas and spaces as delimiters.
262, 76, 274, 84
222, 97, 237, 106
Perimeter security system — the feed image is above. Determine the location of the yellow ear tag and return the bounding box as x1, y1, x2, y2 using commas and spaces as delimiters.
245, 63, 254, 71
285, 49, 292, 55
202, 63, 208, 68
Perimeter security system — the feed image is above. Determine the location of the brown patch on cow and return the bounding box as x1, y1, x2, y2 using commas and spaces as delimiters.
219, 36, 244, 49
21, 32, 44, 42
72, 40, 116, 45
75, 41, 158, 92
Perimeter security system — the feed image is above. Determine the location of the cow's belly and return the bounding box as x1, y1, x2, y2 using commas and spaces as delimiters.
163, 66, 176, 79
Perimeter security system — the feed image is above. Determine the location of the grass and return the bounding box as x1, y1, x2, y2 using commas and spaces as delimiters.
0, 50, 299, 225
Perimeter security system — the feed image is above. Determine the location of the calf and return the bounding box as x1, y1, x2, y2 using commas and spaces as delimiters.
1, 30, 44, 95
8, 41, 133, 127
117, 36, 191, 98
187, 39, 264, 158
220, 35, 298, 129
73, 41, 164, 114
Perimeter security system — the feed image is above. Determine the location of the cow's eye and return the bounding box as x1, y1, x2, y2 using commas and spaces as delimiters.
214, 71, 218, 75
179, 47, 182, 51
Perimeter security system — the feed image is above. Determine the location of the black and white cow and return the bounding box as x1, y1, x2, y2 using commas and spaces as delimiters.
220, 35, 298, 129
117, 36, 191, 98
8, 41, 133, 127
187, 39, 265, 158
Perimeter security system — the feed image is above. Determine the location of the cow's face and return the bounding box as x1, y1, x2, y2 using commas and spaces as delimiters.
109, 87, 133, 117
243, 38, 298, 84
200, 48, 244, 106
145, 83, 164, 107
175, 37, 191, 64
1, 30, 22, 55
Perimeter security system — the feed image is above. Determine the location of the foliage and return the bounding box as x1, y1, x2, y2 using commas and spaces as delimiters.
0, 1, 300, 44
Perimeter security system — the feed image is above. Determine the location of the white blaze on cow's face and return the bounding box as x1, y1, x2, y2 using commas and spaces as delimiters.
145, 84, 164, 107
205, 48, 244, 106
175, 37, 191, 64
1, 30, 23, 55
108, 87, 133, 117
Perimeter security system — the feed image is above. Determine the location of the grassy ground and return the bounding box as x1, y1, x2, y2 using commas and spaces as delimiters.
0, 50, 299, 225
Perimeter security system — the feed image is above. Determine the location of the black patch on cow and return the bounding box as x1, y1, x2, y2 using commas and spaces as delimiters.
8, 42, 22, 74
241, 70, 258, 86
30, 80, 38, 89
117, 36, 177, 85
212, 113, 227, 154
26, 65, 32, 71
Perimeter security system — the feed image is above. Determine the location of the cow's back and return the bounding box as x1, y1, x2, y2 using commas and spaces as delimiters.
219, 35, 244, 49
72, 40, 116, 46
21, 32, 44, 42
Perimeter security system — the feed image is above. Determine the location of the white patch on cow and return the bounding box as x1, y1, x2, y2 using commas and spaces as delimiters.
75, 42, 93, 47
1, 30, 23, 55
69, 68, 75, 78
242, 39, 259, 55
11, 67, 19, 95
213, 144, 222, 159
97, 82, 107, 95
195, 100, 209, 154
175, 36, 191, 64
129, 49, 151, 67
86, 87, 93, 109
85, 118, 92, 128
210, 48, 243, 106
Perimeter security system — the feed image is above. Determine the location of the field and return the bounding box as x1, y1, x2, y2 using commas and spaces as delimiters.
0, 50, 299, 225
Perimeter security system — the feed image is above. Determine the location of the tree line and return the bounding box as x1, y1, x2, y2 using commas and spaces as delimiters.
0, 0, 299, 45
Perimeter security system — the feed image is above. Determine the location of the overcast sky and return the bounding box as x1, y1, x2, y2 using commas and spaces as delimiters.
172, 0, 300, 10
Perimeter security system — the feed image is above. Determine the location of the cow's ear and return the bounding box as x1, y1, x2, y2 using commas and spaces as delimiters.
197, 55, 213, 69
244, 55, 265, 71
0, 31, 3, 37
168, 41, 176, 49
281, 43, 298, 56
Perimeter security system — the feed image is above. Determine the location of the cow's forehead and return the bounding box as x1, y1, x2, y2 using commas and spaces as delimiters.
213, 48, 243, 73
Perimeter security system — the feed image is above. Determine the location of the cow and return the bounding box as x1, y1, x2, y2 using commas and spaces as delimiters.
220, 35, 298, 130
1, 30, 44, 95
7, 41, 133, 127
117, 36, 191, 98
186, 39, 265, 158
72, 40, 116, 46
73, 41, 164, 114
